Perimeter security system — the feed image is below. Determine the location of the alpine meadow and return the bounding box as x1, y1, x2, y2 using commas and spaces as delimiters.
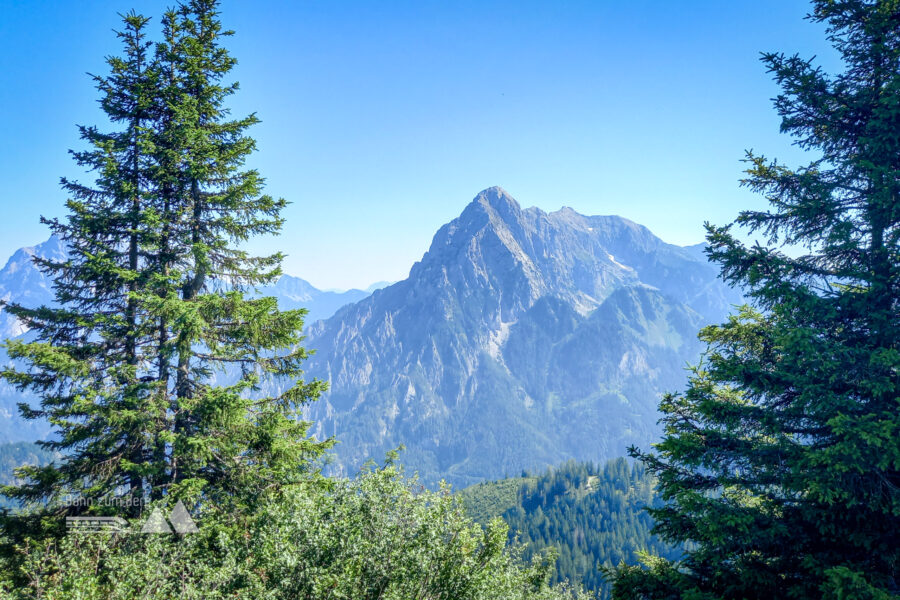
0, 1, 896, 599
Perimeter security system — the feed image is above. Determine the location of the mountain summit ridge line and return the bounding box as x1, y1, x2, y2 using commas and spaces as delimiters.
300, 187, 741, 486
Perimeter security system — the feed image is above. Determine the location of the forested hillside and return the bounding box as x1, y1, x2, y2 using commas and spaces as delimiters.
461, 459, 679, 595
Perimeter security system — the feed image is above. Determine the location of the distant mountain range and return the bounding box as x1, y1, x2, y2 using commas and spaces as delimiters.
0, 187, 742, 487
300, 187, 742, 486
262, 275, 389, 325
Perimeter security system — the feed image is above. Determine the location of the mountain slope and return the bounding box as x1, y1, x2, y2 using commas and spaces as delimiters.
303, 187, 741, 486
262, 275, 372, 324
0, 188, 741, 479
0, 237, 68, 442
459, 459, 679, 596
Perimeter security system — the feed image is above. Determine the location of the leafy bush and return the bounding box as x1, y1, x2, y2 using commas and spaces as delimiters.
2, 464, 591, 600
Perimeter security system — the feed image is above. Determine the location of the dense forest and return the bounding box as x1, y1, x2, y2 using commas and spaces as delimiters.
607, 1, 900, 597
461, 459, 679, 596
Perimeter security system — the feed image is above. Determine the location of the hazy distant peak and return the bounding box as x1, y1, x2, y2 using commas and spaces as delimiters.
553, 205, 579, 216
35, 235, 66, 257
270, 274, 318, 301
365, 281, 394, 293
547, 205, 591, 231
0, 237, 376, 339
2, 236, 58, 273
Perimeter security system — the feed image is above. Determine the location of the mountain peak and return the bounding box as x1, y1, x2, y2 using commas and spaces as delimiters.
471, 186, 521, 215
33, 235, 67, 261
301, 189, 740, 486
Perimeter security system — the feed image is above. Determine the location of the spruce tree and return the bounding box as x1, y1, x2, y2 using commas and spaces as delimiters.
146, 0, 331, 505
1, 0, 330, 521
1, 13, 160, 515
611, 2, 899, 599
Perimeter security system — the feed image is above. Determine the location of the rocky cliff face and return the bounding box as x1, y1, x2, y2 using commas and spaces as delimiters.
0, 236, 65, 340
303, 187, 741, 486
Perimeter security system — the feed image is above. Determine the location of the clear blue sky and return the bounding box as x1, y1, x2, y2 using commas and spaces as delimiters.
0, 1, 837, 290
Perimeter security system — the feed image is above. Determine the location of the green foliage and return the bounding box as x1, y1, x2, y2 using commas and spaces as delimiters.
0, 0, 330, 518
0, 464, 591, 600
462, 459, 679, 597
609, 2, 900, 598
313, 280, 711, 490
0, 4, 591, 597
459, 475, 536, 524
0, 5, 332, 582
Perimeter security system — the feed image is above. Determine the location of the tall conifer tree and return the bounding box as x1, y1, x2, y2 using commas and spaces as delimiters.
1, 13, 160, 514
1, 1, 330, 519
147, 0, 330, 504
611, 2, 899, 599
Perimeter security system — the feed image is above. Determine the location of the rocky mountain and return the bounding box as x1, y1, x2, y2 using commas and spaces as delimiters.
0, 236, 66, 341
302, 187, 742, 487
0, 237, 67, 442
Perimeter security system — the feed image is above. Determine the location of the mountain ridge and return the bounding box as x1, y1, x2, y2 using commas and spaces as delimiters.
301, 187, 741, 486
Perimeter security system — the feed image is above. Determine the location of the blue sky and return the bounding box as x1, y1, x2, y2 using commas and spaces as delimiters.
0, 1, 837, 289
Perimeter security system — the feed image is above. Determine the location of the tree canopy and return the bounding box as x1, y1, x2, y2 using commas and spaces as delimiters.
0, 4, 598, 598
461, 459, 680, 598
611, 2, 900, 598
0, 0, 330, 537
